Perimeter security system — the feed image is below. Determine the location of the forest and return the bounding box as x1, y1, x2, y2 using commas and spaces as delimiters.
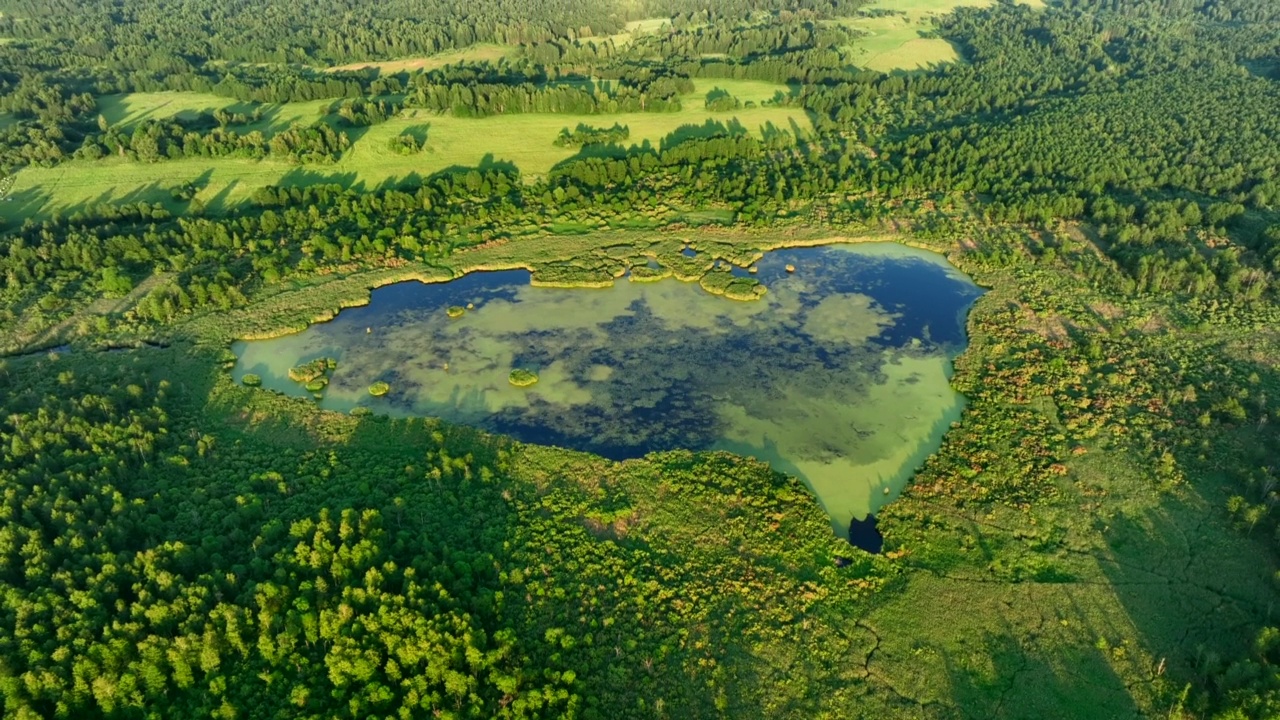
2, 0, 1280, 717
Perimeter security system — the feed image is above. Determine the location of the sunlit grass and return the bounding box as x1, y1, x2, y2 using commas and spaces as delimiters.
4, 81, 810, 220
322, 43, 517, 73
833, 0, 1045, 72
592, 17, 672, 48
94, 92, 332, 132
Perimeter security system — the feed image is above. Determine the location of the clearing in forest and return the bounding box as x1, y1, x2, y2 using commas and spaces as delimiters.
94, 92, 333, 134
2, 80, 810, 220
323, 43, 517, 73
835, 0, 1046, 72
593, 17, 672, 47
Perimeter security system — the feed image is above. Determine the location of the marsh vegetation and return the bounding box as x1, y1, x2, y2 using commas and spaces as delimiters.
509, 368, 540, 387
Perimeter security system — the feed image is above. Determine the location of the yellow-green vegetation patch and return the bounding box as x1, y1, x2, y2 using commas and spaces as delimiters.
656, 251, 715, 281
508, 368, 539, 387
628, 264, 672, 282
323, 43, 516, 73
95, 92, 330, 133
695, 240, 764, 268
592, 17, 672, 48
217, 348, 238, 369
602, 243, 641, 260
446, 305, 466, 318
518, 235, 779, 295
287, 357, 336, 383
689, 79, 794, 106
834, 0, 1044, 72
698, 269, 768, 301
12, 83, 810, 219
530, 257, 626, 288
368, 381, 391, 396
241, 373, 262, 387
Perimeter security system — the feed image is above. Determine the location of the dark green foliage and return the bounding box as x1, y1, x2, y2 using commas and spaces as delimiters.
288, 358, 336, 390
508, 368, 539, 386
77, 118, 351, 164
335, 97, 402, 127
387, 132, 426, 155
0, 350, 871, 718
704, 87, 741, 111
553, 122, 630, 147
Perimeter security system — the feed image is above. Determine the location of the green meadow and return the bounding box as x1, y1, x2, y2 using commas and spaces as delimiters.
594, 17, 673, 47
322, 43, 517, 73
836, 0, 1046, 71
3, 80, 808, 220
94, 92, 333, 132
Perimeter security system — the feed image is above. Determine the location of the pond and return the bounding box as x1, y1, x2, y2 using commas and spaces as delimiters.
233, 243, 983, 535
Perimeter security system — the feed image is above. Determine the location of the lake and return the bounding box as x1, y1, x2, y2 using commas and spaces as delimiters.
233, 243, 983, 535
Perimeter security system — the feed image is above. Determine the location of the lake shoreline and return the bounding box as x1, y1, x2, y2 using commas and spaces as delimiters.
218, 228, 959, 344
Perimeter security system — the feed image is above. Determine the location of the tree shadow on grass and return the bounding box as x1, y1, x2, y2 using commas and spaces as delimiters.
398, 122, 431, 145
659, 118, 748, 152
427, 153, 520, 181
0, 184, 50, 229
275, 167, 360, 194
940, 626, 1142, 720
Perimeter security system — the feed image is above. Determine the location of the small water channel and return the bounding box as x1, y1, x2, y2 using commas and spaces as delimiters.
233, 243, 983, 535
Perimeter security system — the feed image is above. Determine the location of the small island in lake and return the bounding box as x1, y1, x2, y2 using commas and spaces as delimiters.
509, 368, 539, 387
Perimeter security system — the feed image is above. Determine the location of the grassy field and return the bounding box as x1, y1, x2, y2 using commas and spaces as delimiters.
95, 92, 332, 133
322, 21, 673, 73
323, 43, 517, 73
592, 17, 672, 48
836, 0, 1046, 72
2, 81, 810, 220
698, 78, 796, 104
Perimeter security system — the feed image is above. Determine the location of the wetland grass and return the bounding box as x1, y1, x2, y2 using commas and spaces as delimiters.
509, 368, 539, 387
287, 357, 336, 383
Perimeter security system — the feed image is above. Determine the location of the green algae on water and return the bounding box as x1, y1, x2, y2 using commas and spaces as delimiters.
232, 243, 982, 536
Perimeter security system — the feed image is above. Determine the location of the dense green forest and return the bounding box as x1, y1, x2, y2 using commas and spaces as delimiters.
2, 0, 1280, 716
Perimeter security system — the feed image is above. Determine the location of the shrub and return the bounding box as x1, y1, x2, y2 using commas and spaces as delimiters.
509, 369, 539, 387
